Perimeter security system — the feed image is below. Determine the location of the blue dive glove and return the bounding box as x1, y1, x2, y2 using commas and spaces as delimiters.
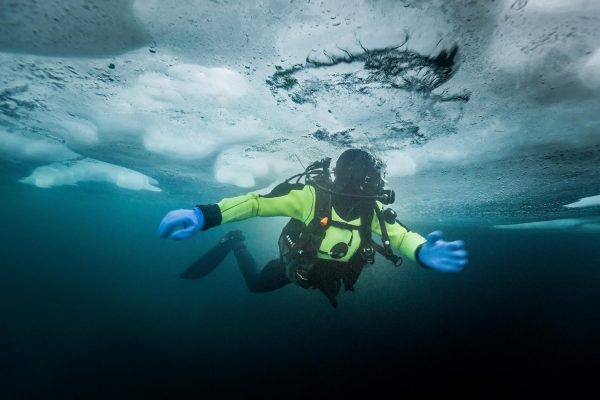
417, 231, 468, 272
157, 207, 204, 240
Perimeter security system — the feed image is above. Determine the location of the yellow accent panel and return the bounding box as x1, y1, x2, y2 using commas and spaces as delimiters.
217, 185, 316, 224
317, 207, 361, 263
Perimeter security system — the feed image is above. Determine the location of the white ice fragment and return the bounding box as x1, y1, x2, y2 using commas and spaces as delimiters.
119, 62, 266, 159
143, 127, 218, 159
527, 0, 600, 12
215, 168, 256, 188
213, 148, 297, 188
142, 115, 266, 159
214, 156, 269, 188
132, 64, 249, 109
564, 195, 600, 208
0, 130, 79, 163
385, 151, 417, 177
58, 117, 99, 145
493, 218, 592, 230
20, 158, 161, 192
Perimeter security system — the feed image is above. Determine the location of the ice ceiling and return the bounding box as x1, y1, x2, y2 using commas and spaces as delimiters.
1, 0, 599, 225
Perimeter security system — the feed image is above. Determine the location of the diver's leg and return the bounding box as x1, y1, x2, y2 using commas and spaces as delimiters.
232, 245, 291, 293
180, 230, 245, 279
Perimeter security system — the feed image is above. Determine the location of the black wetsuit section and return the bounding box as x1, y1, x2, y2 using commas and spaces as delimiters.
233, 245, 291, 293
414, 242, 427, 269
196, 204, 222, 231
180, 230, 365, 307
181, 236, 291, 292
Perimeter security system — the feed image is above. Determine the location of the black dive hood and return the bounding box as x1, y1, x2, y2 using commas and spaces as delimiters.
286, 157, 396, 205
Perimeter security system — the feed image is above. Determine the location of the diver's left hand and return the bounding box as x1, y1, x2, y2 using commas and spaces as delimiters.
157, 207, 204, 240
417, 231, 468, 272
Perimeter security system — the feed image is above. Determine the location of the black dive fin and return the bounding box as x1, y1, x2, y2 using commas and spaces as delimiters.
180, 230, 245, 279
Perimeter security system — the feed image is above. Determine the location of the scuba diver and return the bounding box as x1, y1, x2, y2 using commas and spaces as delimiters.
157, 149, 468, 308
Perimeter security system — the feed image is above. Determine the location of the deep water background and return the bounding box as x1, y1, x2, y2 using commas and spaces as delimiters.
1, 161, 598, 398
2, 0, 600, 397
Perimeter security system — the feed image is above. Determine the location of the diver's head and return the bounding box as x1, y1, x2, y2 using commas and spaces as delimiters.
333, 149, 386, 197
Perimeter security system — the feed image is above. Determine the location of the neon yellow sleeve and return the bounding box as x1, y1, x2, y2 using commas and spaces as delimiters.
370, 202, 426, 262
216, 184, 316, 225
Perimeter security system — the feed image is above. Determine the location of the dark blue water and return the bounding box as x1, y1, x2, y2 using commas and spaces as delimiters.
1, 161, 599, 398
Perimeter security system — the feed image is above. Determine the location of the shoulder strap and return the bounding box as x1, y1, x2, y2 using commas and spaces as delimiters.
313, 184, 332, 226
357, 206, 375, 264
302, 184, 332, 256
373, 205, 403, 267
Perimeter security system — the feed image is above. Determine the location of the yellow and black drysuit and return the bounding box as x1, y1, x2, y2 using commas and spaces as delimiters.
197, 182, 426, 307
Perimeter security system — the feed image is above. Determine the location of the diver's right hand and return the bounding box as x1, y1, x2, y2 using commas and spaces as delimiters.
157, 207, 204, 240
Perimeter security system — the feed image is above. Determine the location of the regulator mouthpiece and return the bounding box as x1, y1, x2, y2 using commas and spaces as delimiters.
376, 189, 395, 205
